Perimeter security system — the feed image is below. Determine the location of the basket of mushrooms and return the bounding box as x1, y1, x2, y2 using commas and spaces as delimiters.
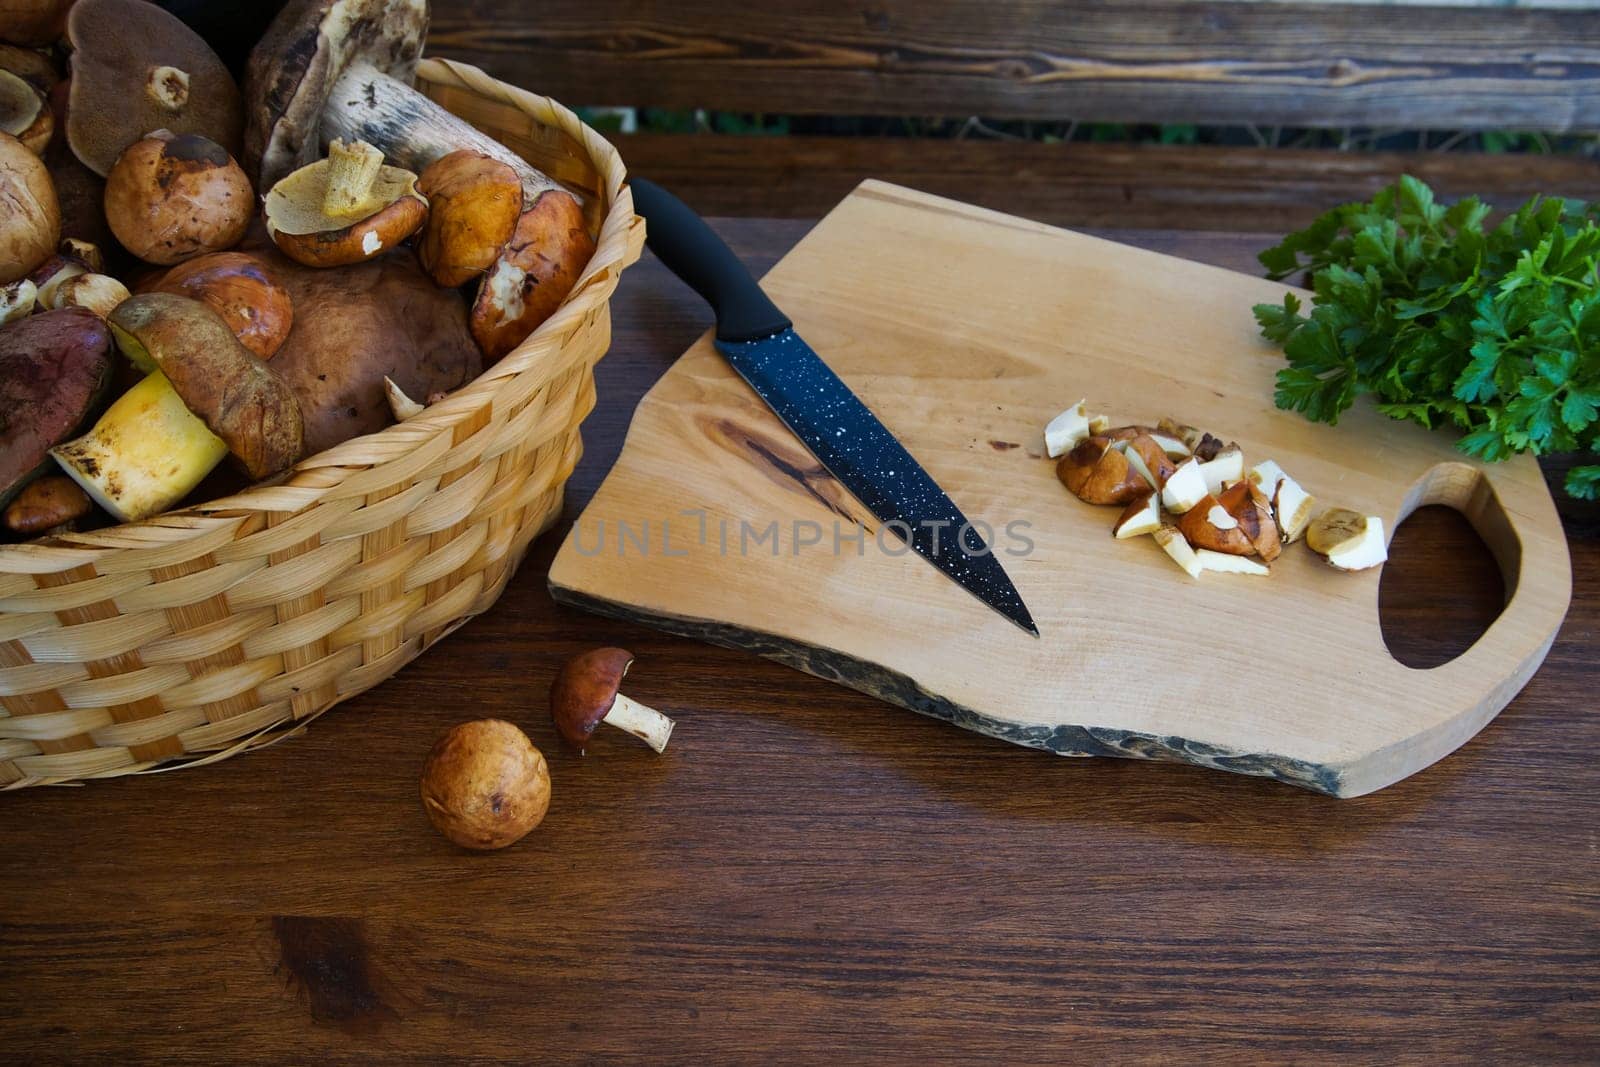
0, 0, 645, 788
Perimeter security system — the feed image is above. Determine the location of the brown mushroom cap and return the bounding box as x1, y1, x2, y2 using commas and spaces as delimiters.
0, 0, 72, 46
1127, 433, 1178, 487
1218, 480, 1281, 562
469, 189, 597, 361
0, 42, 58, 94
420, 719, 551, 851
416, 149, 521, 288
244, 240, 481, 454
0, 130, 56, 283
1056, 435, 1149, 506
4, 473, 92, 536
145, 251, 294, 360
65, 0, 241, 178
243, 0, 427, 189
263, 142, 428, 268
0, 68, 49, 155
104, 130, 253, 265
0, 306, 111, 505
106, 293, 304, 480
550, 647, 635, 748
1176, 492, 1255, 556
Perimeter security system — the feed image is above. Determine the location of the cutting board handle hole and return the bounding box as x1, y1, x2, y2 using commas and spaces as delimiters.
1380, 463, 1514, 670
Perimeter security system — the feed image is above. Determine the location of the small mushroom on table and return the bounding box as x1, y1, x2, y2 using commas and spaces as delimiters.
52, 293, 304, 522
551, 647, 676, 754
420, 719, 551, 851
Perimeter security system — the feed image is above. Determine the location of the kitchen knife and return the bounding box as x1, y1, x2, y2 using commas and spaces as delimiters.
630, 179, 1038, 637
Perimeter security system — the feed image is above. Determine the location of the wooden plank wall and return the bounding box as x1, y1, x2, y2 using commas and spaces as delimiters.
430, 0, 1600, 132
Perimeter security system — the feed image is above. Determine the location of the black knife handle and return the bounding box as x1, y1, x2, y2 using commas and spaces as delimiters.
631, 178, 792, 343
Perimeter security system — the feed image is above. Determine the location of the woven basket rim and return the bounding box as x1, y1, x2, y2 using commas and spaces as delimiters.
0, 57, 641, 575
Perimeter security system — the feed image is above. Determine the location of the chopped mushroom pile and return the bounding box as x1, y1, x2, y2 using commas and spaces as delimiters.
1046, 399, 1387, 577
0, 0, 597, 539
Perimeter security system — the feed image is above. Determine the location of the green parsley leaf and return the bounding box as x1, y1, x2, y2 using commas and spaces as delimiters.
1252, 178, 1600, 497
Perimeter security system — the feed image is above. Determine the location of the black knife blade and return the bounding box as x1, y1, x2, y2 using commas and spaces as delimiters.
630, 179, 1038, 637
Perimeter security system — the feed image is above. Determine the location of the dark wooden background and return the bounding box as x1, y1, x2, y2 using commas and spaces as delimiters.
3, 220, 1597, 1063
430, 0, 1600, 131
427, 0, 1600, 238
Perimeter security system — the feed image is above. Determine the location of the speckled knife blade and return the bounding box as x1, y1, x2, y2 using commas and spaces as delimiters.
629, 178, 1036, 636
714, 332, 1038, 636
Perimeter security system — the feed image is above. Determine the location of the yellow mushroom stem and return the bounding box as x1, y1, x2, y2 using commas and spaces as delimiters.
321, 138, 385, 218
51, 371, 227, 523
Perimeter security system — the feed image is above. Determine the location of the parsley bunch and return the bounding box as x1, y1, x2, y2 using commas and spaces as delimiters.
1253, 176, 1600, 499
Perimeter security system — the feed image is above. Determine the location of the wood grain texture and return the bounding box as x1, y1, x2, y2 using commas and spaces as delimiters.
1, 222, 1596, 1062
611, 137, 1600, 233
550, 182, 1570, 797
427, 0, 1600, 131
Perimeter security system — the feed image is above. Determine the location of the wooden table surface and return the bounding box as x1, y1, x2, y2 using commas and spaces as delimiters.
4, 220, 1597, 1064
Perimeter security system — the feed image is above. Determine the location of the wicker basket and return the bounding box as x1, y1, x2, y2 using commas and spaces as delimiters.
0, 59, 645, 789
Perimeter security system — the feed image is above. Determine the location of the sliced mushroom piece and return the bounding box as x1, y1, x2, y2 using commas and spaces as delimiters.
1121, 433, 1178, 491
1192, 432, 1228, 462
1113, 489, 1161, 540
1198, 443, 1244, 496
1250, 460, 1318, 544
1196, 549, 1269, 576
0, 307, 112, 507
65, 0, 242, 177
264, 138, 428, 267
1177, 492, 1254, 556
1042, 397, 1091, 459
1057, 435, 1149, 506
104, 130, 253, 265
1152, 524, 1202, 579
1307, 508, 1388, 571
52, 294, 303, 521
0, 130, 56, 284
1217, 480, 1280, 562
1158, 417, 1206, 452
145, 251, 294, 360
0, 68, 49, 155
1159, 455, 1208, 514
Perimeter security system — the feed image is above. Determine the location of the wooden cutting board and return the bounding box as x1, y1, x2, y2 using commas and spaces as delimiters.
549, 181, 1571, 798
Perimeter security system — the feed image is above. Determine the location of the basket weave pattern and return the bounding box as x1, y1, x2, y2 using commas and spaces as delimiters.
0, 60, 644, 788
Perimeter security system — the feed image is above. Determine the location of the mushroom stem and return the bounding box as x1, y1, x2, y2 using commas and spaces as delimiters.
51, 370, 227, 522
321, 138, 384, 218
601, 693, 674, 754
145, 65, 190, 111
322, 62, 565, 205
